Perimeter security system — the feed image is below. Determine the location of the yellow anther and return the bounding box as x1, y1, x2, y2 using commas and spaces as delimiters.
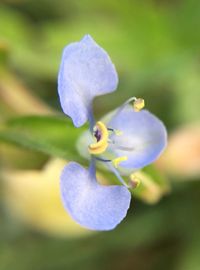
112, 156, 127, 168
88, 121, 109, 155
129, 173, 141, 188
114, 130, 123, 136
133, 98, 145, 112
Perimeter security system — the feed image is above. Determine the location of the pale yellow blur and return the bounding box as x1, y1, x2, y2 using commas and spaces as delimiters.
157, 124, 200, 178
0, 70, 53, 116
2, 158, 91, 237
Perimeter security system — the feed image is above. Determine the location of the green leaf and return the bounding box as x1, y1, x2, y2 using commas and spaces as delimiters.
0, 115, 87, 163
176, 236, 200, 270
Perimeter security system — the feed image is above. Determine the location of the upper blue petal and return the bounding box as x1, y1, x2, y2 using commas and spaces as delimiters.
107, 106, 167, 170
60, 162, 131, 231
58, 35, 118, 127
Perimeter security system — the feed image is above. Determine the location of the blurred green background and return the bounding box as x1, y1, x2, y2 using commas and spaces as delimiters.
0, 0, 200, 269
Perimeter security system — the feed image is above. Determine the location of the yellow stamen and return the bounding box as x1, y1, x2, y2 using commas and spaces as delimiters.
129, 173, 141, 188
114, 129, 123, 136
133, 98, 145, 112
88, 121, 109, 155
112, 156, 127, 168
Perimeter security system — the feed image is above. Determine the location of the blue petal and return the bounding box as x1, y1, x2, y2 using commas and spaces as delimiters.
107, 106, 167, 170
58, 35, 118, 127
60, 162, 131, 231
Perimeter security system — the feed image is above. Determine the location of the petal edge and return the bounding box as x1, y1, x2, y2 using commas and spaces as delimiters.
58, 35, 118, 127
60, 162, 131, 231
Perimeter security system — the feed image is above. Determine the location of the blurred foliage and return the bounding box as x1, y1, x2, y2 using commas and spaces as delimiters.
0, 115, 87, 162
0, 0, 200, 269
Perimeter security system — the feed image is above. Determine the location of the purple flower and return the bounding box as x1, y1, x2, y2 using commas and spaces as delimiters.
58, 35, 167, 231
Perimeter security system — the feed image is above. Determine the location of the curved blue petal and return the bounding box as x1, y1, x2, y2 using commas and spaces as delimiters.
107, 106, 167, 170
60, 162, 131, 231
58, 35, 118, 127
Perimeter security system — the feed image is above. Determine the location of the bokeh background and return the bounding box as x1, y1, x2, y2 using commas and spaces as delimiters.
0, 0, 200, 269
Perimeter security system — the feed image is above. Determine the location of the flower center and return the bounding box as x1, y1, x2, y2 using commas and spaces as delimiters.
88, 121, 109, 155
88, 121, 127, 168
87, 97, 146, 188
88, 97, 145, 167
94, 127, 102, 142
